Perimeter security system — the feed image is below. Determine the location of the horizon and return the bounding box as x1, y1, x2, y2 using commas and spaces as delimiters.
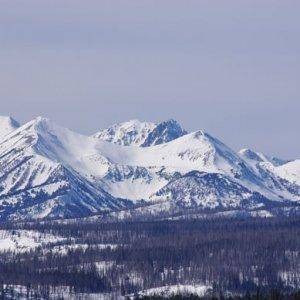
1, 113, 297, 160
1, 1, 299, 157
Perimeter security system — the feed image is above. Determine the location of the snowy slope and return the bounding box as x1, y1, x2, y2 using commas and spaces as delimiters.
92, 126, 300, 207
92, 130, 273, 203
94, 123, 252, 178
93, 119, 156, 146
0, 230, 66, 252
151, 171, 271, 210
141, 119, 187, 146
239, 149, 300, 201
0, 117, 131, 220
273, 160, 300, 186
132, 284, 212, 298
97, 130, 250, 174
93, 119, 187, 147
0, 116, 19, 140
0, 116, 299, 221
100, 165, 170, 201
239, 148, 289, 166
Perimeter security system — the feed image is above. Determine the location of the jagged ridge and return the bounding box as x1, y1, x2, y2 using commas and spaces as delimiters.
0, 116, 299, 221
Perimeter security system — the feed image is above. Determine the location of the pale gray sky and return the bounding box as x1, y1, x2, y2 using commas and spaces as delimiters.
0, 0, 299, 158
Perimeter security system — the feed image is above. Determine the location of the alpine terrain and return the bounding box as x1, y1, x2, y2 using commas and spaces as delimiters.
0, 115, 299, 221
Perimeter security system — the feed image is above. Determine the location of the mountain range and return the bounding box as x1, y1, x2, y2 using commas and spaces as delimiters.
0, 115, 299, 221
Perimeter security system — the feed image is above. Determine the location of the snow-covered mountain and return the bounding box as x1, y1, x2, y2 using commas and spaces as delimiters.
93, 119, 156, 146
93, 119, 187, 147
141, 119, 188, 147
0, 116, 19, 140
151, 171, 271, 210
0, 116, 299, 221
0, 117, 131, 221
239, 148, 289, 167
238, 148, 300, 201
272, 160, 300, 186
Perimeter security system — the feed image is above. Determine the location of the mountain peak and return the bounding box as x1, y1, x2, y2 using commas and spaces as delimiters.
0, 115, 299, 221
125, 118, 144, 124
160, 118, 181, 126
93, 118, 187, 147
0, 115, 18, 123
239, 148, 289, 166
16, 116, 56, 136
19, 116, 49, 127
33, 116, 54, 128
34, 115, 50, 123
115, 119, 154, 131
0, 115, 20, 139
93, 119, 156, 146
141, 119, 187, 147
193, 130, 208, 139
239, 148, 264, 162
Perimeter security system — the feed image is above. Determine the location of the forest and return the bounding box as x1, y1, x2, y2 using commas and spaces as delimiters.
0, 217, 299, 299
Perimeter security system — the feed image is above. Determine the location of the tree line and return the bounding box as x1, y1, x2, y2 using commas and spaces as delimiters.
0, 217, 299, 298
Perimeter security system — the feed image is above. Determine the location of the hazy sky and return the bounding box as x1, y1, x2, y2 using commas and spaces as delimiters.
0, 0, 299, 158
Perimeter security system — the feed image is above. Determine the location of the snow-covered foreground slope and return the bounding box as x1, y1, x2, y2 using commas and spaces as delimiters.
0, 116, 299, 221
0, 230, 66, 252
130, 284, 212, 298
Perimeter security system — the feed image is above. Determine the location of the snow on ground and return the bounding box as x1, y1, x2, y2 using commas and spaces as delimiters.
50, 243, 118, 255
2, 285, 122, 300
0, 116, 19, 140
274, 160, 300, 185
17, 117, 236, 179
1, 283, 213, 300
278, 271, 300, 288
103, 176, 167, 202
93, 119, 156, 147
0, 230, 66, 253
95, 261, 115, 273
131, 284, 212, 298
1, 116, 300, 221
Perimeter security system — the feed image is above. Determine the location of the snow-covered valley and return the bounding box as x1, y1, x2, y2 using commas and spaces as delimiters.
0, 217, 299, 299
